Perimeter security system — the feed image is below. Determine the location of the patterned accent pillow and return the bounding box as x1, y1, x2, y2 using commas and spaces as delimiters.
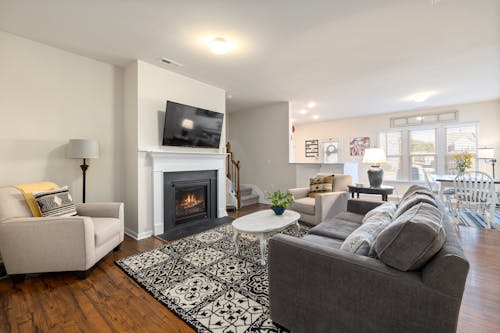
362, 203, 397, 224
33, 186, 77, 217
340, 215, 393, 256
308, 175, 334, 198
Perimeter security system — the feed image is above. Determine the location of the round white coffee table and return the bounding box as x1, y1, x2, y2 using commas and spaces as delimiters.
232, 209, 301, 265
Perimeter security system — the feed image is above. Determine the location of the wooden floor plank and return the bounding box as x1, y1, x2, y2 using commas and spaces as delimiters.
0, 203, 499, 332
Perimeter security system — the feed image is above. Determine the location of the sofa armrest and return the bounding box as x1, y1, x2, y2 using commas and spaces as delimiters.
0, 217, 95, 274
347, 199, 383, 215
315, 191, 349, 223
76, 202, 124, 219
269, 234, 462, 333
288, 187, 309, 200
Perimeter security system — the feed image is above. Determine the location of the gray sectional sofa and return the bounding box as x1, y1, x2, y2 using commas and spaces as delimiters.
269, 185, 469, 333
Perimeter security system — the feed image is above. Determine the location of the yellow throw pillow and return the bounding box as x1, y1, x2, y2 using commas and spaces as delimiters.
308, 175, 334, 198
14, 181, 59, 217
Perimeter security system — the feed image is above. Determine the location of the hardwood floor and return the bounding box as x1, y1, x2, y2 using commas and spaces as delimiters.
0, 203, 499, 333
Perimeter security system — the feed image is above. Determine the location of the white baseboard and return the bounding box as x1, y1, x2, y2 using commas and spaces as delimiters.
125, 227, 154, 240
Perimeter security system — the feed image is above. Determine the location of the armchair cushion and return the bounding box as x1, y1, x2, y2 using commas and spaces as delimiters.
291, 197, 315, 215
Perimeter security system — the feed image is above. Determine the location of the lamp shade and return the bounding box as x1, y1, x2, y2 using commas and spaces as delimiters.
477, 147, 495, 159
363, 148, 387, 164
67, 139, 99, 159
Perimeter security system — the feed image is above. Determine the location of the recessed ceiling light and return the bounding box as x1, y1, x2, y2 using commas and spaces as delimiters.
412, 94, 429, 103
208, 37, 231, 55
307, 102, 317, 108
227, 94, 233, 99
312, 115, 319, 120
299, 109, 308, 115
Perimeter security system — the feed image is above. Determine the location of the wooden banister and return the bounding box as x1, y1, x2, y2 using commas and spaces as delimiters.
226, 142, 241, 209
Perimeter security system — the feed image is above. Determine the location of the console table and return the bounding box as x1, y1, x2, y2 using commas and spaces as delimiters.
348, 185, 394, 201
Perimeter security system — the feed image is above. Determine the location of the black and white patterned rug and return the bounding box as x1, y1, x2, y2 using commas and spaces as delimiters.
116, 223, 308, 333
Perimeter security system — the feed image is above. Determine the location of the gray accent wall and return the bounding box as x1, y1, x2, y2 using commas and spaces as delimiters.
227, 102, 296, 194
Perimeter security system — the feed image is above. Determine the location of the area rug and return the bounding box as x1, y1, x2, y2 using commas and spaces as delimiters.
116, 223, 309, 333
457, 209, 500, 229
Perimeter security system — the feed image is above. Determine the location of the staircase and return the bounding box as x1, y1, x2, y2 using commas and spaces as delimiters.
240, 185, 260, 208
226, 142, 262, 210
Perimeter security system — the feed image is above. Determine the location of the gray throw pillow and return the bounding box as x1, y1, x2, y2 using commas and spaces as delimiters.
372, 202, 446, 271
394, 193, 438, 219
400, 184, 434, 201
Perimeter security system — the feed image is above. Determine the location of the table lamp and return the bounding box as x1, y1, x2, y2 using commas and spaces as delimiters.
67, 139, 99, 203
363, 148, 387, 188
477, 147, 496, 178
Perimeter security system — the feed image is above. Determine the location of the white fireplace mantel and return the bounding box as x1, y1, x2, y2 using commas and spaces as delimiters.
149, 150, 228, 236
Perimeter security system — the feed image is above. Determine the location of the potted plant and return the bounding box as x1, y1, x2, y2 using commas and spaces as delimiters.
267, 190, 294, 215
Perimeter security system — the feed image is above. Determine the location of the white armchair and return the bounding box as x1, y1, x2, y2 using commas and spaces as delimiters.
288, 174, 352, 225
0, 186, 124, 279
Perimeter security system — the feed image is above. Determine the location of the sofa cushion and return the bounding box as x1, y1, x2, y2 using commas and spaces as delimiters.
362, 203, 396, 224
394, 193, 437, 219
335, 211, 364, 224
302, 234, 343, 249
93, 217, 122, 248
372, 202, 446, 271
308, 175, 334, 198
33, 186, 77, 217
340, 216, 393, 256
309, 218, 360, 240
290, 197, 315, 215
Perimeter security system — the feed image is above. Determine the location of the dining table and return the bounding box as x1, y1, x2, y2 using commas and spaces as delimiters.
433, 174, 500, 202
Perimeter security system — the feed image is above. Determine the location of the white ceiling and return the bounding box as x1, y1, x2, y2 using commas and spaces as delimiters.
1, 0, 499, 122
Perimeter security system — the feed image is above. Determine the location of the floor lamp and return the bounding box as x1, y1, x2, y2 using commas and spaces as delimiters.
478, 148, 496, 178
67, 139, 99, 203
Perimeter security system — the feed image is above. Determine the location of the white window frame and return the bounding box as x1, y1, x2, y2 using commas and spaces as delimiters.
378, 122, 479, 182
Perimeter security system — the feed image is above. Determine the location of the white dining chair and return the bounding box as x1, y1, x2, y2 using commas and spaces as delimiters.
453, 171, 497, 229
423, 169, 454, 213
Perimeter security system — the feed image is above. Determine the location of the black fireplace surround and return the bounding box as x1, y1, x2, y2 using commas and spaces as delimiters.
163, 170, 218, 239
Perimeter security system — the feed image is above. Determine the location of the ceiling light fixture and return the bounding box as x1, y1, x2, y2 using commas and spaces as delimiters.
312, 115, 319, 120
412, 94, 429, 103
307, 102, 317, 108
209, 37, 232, 55
299, 109, 308, 115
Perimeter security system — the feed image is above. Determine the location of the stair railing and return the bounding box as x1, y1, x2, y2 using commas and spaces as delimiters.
226, 142, 241, 209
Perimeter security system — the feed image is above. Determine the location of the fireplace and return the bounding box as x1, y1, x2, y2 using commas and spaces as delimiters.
164, 170, 217, 235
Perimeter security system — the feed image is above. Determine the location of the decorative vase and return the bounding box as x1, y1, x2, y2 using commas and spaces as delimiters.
271, 206, 285, 215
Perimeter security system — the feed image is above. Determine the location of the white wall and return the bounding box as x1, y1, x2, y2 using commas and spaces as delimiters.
228, 102, 296, 194
292, 99, 500, 189
123, 60, 226, 237
0, 31, 123, 203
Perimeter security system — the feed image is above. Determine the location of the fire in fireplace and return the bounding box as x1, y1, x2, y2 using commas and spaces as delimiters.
175, 187, 207, 221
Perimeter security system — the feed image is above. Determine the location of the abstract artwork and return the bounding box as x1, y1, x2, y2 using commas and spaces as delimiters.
349, 137, 370, 156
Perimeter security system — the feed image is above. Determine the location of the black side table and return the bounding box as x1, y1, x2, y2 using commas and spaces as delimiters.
348, 185, 394, 201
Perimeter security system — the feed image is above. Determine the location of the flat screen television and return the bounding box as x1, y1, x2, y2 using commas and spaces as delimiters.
162, 101, 224, 148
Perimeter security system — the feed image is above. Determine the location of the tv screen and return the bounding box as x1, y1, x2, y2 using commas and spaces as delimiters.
162, 101, 224, 148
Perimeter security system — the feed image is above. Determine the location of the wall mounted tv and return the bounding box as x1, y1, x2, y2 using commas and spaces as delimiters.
162, 101, 224, 149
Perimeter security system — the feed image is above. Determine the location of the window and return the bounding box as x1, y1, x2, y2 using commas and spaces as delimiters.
445, 125, 478, 173
409, 129, 436, 181
379, 131, 402, 181
378, 123, 478, 181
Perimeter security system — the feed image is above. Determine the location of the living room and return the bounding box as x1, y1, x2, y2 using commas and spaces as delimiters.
0, 1, 499, 332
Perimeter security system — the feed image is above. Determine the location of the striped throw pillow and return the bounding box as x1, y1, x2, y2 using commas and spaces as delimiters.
308, 175, 334, 198
33, 186, 77, 217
